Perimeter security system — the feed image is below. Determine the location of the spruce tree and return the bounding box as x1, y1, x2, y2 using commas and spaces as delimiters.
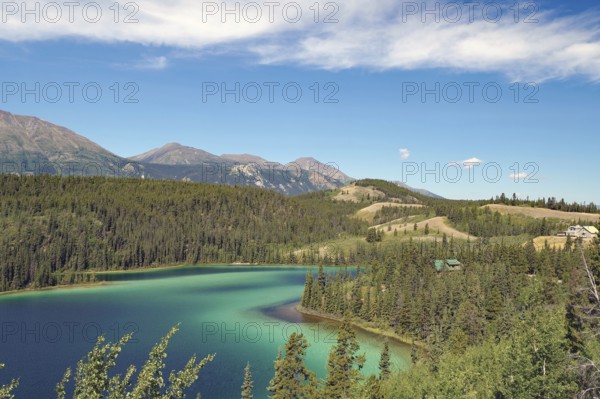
317, 265, 326, 295
55, 326, 214, 399
0, 363, 18, 399
363, 375, 384, 399
378, 341, 391, 380
301, 273, 313, 308
267, 333, 316, 399
324, 314, 365, 398
366, 228, 377, 243
241, 362, 253, 399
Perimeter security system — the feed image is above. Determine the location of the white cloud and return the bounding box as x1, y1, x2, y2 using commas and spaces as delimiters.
0, 1, 600, 81
399, 148, 411, 159
462, 157, 482, 169
124, 56, 169, 70
510, 172, 529, 179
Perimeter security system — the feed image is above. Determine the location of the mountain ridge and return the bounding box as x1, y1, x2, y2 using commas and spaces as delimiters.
0, 109, 356, 195
0, 109, 442, 198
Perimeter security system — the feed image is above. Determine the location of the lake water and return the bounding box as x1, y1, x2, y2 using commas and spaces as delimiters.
0, 266, 410, 398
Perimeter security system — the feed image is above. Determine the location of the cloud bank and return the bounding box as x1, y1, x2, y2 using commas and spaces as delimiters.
1, 0, 599, 81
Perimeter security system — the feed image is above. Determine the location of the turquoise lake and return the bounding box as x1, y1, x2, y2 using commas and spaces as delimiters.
0, 266, 410, 398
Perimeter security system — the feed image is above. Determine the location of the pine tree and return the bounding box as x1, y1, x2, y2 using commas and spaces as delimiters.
317, 265, 326, 295
484, 287, 503, 321
378, 341, 391, 380
324, 314, 365, 398
0, 363, 18, 399
366, 228, 377, 243
267, 333, 316, 399
55, 325, 214, 399
241, 362, 254, 399
301, 273, 313, 308
362, 375, 384, 399
351, 281, 362, 315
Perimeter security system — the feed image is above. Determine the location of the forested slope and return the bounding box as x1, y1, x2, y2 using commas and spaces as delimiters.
0, 175, 366, 291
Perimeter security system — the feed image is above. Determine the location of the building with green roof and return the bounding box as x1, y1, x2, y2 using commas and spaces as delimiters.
434, 259, 463, 272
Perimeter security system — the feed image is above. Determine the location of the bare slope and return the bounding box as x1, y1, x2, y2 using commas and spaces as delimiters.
373, 216, 472, 240
483, 204, 599, 222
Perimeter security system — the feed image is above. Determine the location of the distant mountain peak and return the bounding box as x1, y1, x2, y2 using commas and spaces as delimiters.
0, 109, 355, 195
130, 143, 221, 165
163, 142, 185, 148
221, 153, 270, 164
290, 157, 353, 183
0, 108, 120, 165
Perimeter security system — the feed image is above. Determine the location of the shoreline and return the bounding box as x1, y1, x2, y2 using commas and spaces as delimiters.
295, 304, 427, 350
0, 262, 355, 297
0, 281, 111, 297
75, 262, 334, 275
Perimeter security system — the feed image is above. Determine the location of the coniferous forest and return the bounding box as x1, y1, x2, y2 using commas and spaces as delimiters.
0, 175, 365, 291
1, 175, 600, 398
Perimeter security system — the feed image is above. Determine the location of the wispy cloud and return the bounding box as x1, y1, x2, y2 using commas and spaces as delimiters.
462, 157, 482, 169
140, 56, 169, 70
1, 1, 600, 81
399, 148, 411, 159
121, 56, 169, 70
510, 172, 529, 179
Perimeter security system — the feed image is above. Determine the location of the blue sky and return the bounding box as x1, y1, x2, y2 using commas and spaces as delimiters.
0, 0, 599, 203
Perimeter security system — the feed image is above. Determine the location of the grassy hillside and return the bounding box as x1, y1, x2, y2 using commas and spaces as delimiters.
483, 204, 600, 222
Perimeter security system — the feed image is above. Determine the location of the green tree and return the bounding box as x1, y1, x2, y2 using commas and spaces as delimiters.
55, 325, 214, 399
241, 362, 254, 399
324, 315, 365, 398
267, 333, 316, 399
500, 308, 577, 399
301, 273, 313, 308
362, 375, 384, 399
0, 363, 18, 399
378, 341, 391, 380
317, 266, 326, 296
366, 228, 377, 243
424, 224, 429, 235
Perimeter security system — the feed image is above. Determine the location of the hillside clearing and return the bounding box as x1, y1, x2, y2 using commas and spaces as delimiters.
356, 202, 425, 223
483, 204, 599, 222
334, 185, 386, 203
532, 235, 596, 251
532, 236, 568, 251
373, 216, 472, 240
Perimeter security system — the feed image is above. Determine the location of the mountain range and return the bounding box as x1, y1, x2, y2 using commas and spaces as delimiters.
0, 109, 440, 197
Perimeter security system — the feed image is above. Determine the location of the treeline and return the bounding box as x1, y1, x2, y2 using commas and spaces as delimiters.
445, 205, 568, 237
300, 239, 600, 398
355, 178, 599, 216
491, 192, 599, 214
372, 205, 428, 225
354, 179, 429, 204
0, 175, 367, 292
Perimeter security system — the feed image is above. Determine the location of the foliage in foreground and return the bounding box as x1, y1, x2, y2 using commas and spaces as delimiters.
0, 364, 18, 399
55, 325, 213, 399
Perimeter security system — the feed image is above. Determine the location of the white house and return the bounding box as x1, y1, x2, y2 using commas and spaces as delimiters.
558, 225, 599, 239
